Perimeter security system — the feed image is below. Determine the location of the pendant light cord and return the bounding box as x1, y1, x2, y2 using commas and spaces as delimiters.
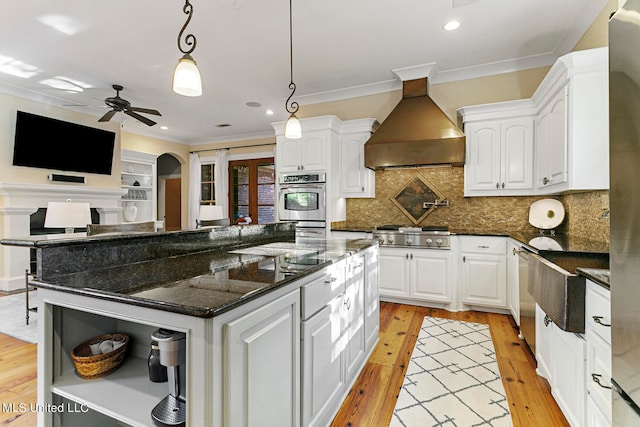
285, 0, 299, 115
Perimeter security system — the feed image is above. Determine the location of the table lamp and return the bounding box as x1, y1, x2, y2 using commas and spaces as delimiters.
44, 200, 92, 234
197, 205, 224, 228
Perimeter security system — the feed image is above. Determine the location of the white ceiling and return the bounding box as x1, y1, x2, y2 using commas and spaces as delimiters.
0, 0, 609, 145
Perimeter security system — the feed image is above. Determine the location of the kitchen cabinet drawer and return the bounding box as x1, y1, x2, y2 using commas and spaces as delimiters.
301, 260, 346, 320
587, 330, 612, 423
461, 236, 506, 255
586, 280, 611, 345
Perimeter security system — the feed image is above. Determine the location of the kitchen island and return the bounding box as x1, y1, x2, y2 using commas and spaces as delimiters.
1, 223, 379, 427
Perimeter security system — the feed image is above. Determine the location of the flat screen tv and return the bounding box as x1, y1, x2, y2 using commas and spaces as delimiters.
12, 111, 116, 175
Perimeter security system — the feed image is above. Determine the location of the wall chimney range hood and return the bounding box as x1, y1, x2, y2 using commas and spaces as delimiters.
364, 78, 465, 170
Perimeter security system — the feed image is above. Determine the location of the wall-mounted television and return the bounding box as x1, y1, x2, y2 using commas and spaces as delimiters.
12, 111, 116, 175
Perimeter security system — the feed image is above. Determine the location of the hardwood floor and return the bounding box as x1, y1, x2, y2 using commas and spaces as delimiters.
0, 302, 568, 427
331, 302, 569, 427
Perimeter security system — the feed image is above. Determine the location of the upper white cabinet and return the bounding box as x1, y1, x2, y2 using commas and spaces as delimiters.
532, 47, 609, 194
458, 47, 609, 196
273, 116, 342, 173
459, 100, 535, 196
338, 119, 379, 198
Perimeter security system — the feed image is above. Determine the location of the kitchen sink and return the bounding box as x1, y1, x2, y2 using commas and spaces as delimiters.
528, 252, 609, 333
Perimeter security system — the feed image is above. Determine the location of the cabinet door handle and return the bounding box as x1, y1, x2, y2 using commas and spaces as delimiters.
544, 314, 552, 327
406, 254, 409, 260
543, 176, 550, 185
496, 182, 499, 189
462, 256, 466, 262
592, 316, 611, 327
591, 373, 612, 389
361, 186, 365, 192
344, 298, 351, 310
501, 182, 505, 189
410, 253, 413, 260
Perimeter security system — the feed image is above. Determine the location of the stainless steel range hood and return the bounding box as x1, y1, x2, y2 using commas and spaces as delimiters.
364, 78, 465, 170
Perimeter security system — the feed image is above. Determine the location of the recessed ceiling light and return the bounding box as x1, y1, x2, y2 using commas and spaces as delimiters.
160, 126, 168, 130
444, 20, 460, 31
246, 101, 261, 108
266, 109, 274, 115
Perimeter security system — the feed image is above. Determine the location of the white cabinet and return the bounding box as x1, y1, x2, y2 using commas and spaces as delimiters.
536, 303, 587, 427
586, 280, 612, 427
507, 239, 520, 325
338, 119, 378, 198
532, 47, 609, 194
344, 254, 366, 382
535, 84, 568, 190
363, 245, 380, 353
120, 149, 158, 223
458, 100, 535, 197
224, 289, 301, 427
379, 247, 454, 307
273, 116, 342, 173
460, 236, 507, 309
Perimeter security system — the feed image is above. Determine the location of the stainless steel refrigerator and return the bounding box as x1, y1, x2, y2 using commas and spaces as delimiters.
610, 2, 640, 425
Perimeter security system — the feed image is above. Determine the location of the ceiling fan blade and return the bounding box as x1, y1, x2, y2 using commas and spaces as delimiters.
125, 110, 157, 126
98, 109, 117, 122
129, 106, 161, 116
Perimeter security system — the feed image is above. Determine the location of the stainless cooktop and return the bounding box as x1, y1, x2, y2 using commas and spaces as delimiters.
372, 225, 450, 249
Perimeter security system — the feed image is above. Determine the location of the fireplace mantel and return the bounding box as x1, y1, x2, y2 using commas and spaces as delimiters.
0, 182, 126, 292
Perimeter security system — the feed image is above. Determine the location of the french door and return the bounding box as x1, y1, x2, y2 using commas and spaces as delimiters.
228, 158, 275, 224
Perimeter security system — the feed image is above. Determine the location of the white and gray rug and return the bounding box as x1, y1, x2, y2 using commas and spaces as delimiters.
391, 317, 512, 427
0, 291, 38, 344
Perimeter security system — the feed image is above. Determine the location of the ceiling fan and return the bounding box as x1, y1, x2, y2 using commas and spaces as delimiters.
98, 84, 161, 127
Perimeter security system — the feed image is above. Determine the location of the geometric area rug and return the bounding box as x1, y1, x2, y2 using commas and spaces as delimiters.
391, 317, 513, 427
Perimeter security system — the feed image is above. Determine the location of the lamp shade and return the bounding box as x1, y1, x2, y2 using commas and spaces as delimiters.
44, 201, 91, 231
199, 205, 224, 221
173, 54, 202, 97
284, 113, 302, 139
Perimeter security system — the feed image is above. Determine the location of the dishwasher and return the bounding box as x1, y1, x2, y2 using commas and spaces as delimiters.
516, 246, 536, 354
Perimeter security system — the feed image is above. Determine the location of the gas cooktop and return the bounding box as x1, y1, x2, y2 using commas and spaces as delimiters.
372, 225, 450, 249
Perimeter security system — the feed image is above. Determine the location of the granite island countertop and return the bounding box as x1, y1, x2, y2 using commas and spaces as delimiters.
30, 238, 376, 318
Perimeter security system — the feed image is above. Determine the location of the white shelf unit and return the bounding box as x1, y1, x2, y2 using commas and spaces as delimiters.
120, 150, 158, 223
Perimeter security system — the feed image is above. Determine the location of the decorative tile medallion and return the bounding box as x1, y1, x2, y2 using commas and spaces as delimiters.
391, 174, 446, 224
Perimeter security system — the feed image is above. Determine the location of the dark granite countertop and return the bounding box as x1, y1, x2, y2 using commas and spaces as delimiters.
31, 238, 376, 318
577, 268, 611, 290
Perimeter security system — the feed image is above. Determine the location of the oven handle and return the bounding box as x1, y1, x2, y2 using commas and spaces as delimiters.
279, 184, 325, 191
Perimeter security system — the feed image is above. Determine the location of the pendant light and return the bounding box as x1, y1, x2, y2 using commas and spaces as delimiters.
173, 0, 202, 97
284, 0, 301, 139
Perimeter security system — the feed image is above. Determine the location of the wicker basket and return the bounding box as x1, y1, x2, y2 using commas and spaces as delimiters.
71, 333, 129, 379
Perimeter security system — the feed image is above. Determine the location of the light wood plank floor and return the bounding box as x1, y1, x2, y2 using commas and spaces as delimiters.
331, 302, 569, 427
0, 302, 567, 427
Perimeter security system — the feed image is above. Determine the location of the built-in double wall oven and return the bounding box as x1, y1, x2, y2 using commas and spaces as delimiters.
277, 172, 326, 238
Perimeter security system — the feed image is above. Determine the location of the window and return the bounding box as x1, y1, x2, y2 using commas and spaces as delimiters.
229, 158, 275, 224
200, 163, 215, 204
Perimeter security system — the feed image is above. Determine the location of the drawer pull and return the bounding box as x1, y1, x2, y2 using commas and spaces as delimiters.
591, 373, 612, 389
477, 245, 490, 249
544, 315, 552, 327
344, 298, 351, 310
592, 316, 611, 327
324, 277, 337, 284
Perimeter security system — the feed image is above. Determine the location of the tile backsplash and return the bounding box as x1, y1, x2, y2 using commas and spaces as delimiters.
340, 167, 609, 244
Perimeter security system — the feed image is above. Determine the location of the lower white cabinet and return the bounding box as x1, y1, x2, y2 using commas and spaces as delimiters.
344, 254, 366, 383
507, 239, 520, 325
379, 247, 454, 306
460, 236, 507, 309
536, 303, 587, 427
224, 289, 301, 427
363, 246, 380, 353
586, 280, 612, 427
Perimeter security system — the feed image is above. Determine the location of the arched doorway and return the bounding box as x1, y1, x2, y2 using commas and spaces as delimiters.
157, 153, 182, 231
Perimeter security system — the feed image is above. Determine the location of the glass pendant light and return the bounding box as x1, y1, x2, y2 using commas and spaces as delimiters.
284, 0, 301, 139
173, 0, 202, 97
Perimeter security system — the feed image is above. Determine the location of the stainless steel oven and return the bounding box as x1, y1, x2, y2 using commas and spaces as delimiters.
277, 172, 326, 223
